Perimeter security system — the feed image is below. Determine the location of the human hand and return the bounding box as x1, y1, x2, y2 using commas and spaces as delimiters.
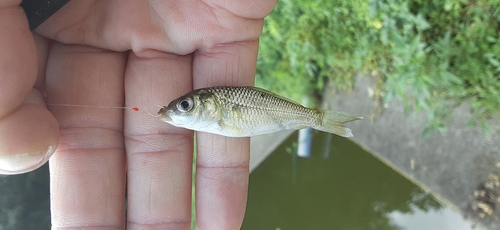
0, 0, 276, 229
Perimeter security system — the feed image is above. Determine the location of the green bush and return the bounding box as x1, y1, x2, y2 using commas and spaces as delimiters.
256, 0, 373, 102
256, 0, 500, 134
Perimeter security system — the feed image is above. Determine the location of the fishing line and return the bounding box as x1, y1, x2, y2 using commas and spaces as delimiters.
45, 103, 160, 117
45, 103, 133, 110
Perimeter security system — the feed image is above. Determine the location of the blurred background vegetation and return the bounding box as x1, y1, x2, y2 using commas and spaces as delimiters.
255, 0, 500, 134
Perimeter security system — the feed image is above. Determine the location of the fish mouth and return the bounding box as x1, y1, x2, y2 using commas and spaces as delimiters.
158, 106, 172, 122
159, 114, 172, 122
158, 106, 168, 114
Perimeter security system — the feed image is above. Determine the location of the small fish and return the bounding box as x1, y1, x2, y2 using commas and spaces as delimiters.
158, 86, 362, 137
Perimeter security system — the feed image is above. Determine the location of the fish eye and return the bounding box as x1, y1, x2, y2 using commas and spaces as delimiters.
176, 97, 194, 112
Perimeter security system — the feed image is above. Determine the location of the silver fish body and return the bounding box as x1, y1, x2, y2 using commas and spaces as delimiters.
158, 86, 362, 137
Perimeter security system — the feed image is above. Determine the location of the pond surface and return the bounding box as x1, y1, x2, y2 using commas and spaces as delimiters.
242, 132, 474, 230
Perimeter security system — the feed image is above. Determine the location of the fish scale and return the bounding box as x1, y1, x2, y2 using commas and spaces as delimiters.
212, 87, 320, 129
158, 86, 363, 137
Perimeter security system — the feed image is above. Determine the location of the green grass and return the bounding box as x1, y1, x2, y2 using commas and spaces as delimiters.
191, 134, 197, 230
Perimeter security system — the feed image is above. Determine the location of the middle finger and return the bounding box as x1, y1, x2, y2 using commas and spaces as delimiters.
124, 51, 194, 229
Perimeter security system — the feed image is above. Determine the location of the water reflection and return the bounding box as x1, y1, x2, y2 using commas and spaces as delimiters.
389, 204, 474, 230
242, 132, 475, 230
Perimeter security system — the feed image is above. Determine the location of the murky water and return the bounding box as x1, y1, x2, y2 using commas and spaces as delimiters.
242, 132, 474, 230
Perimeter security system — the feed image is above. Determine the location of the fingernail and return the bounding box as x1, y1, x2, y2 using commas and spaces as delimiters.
0, 145, 56, 174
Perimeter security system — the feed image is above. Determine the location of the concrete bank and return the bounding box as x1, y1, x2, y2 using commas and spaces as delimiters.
326, 76, 500, 229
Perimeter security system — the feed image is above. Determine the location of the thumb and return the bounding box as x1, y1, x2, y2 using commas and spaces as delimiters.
0, 2, 59, 174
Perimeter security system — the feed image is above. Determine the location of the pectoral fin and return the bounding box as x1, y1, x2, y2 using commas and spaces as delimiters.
217, 121, 246, 137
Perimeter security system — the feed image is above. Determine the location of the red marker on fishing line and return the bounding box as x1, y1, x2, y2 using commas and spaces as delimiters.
132, 107, 160, 117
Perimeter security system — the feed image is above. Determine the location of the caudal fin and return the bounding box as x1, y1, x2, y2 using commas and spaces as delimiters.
313, 111, 363, 137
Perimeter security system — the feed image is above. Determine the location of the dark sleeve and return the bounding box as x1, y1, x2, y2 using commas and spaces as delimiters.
20, 0, 71, 31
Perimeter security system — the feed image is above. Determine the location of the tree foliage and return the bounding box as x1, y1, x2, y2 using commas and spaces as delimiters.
256, 0, 500, 133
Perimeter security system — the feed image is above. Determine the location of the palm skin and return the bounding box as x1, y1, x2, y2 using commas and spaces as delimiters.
0, 0, 276, 229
